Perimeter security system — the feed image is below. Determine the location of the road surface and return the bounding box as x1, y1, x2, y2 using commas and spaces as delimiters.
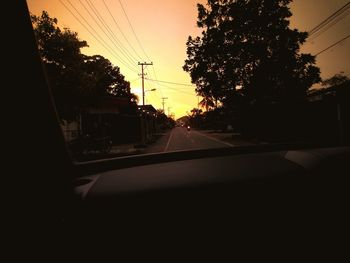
145, 127, 234, 154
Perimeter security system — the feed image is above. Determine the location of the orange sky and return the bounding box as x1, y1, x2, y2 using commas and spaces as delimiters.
27, 0, 350, 118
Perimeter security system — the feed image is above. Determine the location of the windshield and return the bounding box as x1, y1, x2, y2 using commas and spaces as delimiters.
27, 0, 350, 162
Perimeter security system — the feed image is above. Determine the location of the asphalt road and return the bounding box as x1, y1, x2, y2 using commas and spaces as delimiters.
145, 127, 234, 153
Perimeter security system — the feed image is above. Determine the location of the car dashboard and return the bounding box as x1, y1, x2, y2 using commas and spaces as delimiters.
70, 146, 349, 242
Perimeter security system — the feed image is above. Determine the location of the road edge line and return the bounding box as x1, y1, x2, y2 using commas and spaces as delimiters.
164, 129, 174, 152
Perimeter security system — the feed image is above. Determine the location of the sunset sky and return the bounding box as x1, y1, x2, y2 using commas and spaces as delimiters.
27, 0, 350, 118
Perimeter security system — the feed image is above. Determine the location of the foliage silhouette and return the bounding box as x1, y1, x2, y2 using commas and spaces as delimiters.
184, 0, 321, 107
31, 11, 137, 120
321, 72, 350, 88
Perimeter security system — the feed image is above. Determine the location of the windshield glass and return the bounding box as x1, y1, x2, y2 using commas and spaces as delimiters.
27, 0, 350, 162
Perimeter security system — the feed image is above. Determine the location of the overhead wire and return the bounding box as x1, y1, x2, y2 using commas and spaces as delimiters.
308, 2, 350, 37
144, 67, 162, 107
75, 0, 138, 72
150, 65, 164, 97
59, 0, 139, 74
63, 0, 197, 106
113, 0, 174, 108
141, 64, 165, 106
315, 33, 350, 56
151, 81, 197, 96
117, 0, 152, 62
144, 80, 157, 105
102, 0, 144, 62
145, 77, 196, 87
84, 0, 139, 65
146, 72, 163, 106
113, 0, 162, 104
308, 10, 350, 41
67, 0, 138, 72
145, 67, 164, 98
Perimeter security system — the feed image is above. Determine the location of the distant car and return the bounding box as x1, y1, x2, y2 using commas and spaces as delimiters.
187, 125, 191, 131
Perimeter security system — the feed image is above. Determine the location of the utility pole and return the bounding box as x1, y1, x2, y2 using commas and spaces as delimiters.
168, 107, 172, 117
138, 62, 153, 105
161, 97, 168, 113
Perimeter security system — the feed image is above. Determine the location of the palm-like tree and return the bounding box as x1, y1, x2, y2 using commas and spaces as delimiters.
199, 97, 214, 111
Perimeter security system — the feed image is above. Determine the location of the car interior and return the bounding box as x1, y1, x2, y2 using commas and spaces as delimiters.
10, 0, 350, 254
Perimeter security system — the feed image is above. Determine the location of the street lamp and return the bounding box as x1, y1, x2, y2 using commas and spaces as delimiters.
145, 88, 156, 92
143, 88, 156, 105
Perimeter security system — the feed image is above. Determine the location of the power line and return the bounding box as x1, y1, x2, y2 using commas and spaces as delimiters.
146, 70, 164, 107
66, 0, 138, 72
138, 62, 153, 105
308, 9, 350, 41
145, 78, 197, 96
145, 67, 165, 100
76, 0, 138, 71
153, 81, 197, 96
145, 78, 196, 87
59, 0, 139, 74
61, 1, 118, 60
315, 33, 350, 56
84, 0, 138, 66
139, 63, 166, 99
150, 65, 164, 97
309, 2, 350, 36
144, 80, 158, 106
102, 0, 144, 62
153, 88, 162, 105
117, 0, 152, 61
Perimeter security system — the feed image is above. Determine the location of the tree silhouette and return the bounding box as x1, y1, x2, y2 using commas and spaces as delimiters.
199, 97, 215, 111
184, 0, 321, 107
321, 72, 350, 88
156, 109, 175, 129
80, 55, 133, 100
31, 11, 137, 119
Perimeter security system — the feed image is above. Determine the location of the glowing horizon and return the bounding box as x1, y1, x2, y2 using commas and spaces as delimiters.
27, 0, 350, 118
